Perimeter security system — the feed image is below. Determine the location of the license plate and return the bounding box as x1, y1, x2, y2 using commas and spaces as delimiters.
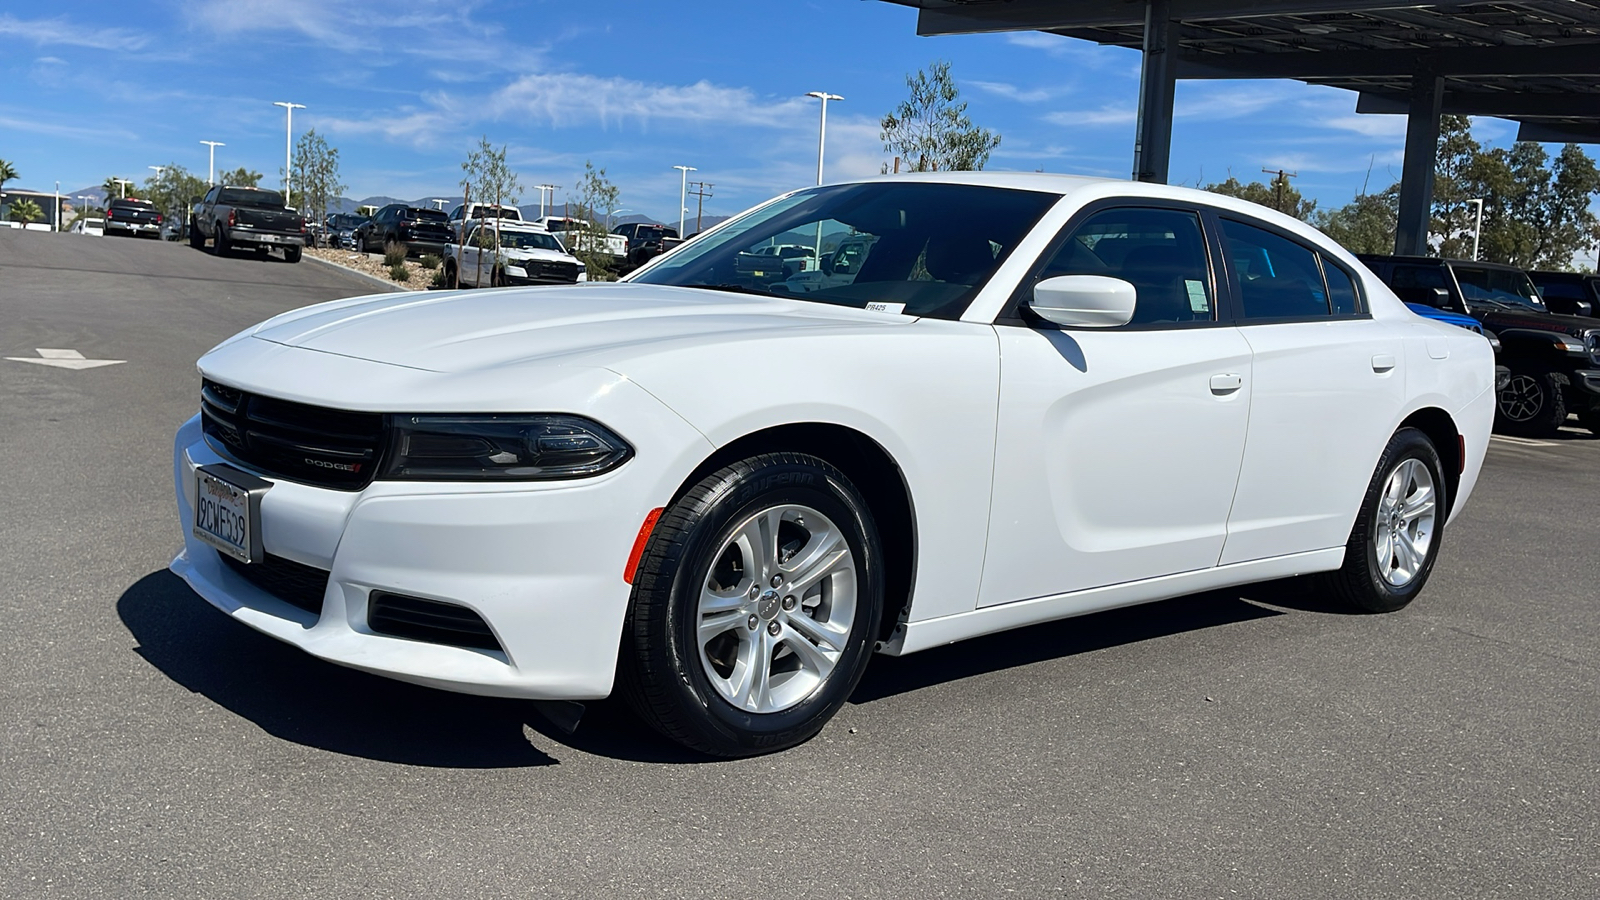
193, 464, 271, 563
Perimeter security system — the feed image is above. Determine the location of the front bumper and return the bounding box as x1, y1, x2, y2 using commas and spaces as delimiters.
169, 370, 713, 699
1574, 369, 1600, 397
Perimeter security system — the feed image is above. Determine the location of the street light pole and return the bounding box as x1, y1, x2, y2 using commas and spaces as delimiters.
607, 207, 630, 230
273, 101, 306, 206
113, 178, 133, 199
805, 92, 843, 185
1466, 198, 1484, 261
536, 184, 557, 219
200, 140, 225, 185
672, 165, 695, 237
432, 199, 448, 211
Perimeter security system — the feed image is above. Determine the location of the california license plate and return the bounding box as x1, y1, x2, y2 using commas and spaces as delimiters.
194, 464, 271, 563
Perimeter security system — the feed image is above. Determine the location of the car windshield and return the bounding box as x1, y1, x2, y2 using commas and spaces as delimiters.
111, 199, 155, 210
1454, 266, 1546, 312
217, 188, 286, 208
498, 231, 563, 251
629, 182, 1059, 320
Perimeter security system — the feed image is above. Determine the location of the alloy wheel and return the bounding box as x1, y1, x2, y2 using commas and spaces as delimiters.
1371, 458, 1437, 588
1498, 374, 1544, 422
696, 504, 857, 714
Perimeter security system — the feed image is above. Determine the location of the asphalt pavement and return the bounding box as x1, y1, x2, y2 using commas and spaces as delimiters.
1, 227, 1595, 899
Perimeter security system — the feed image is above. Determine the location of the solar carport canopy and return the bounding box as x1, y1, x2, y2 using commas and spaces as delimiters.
881, 1, 1600, 253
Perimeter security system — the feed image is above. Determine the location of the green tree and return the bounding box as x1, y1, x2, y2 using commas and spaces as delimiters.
1203, 174, 1317, 220
881, 60, 1000, 172
218, 166, 263, 188
141, 164, 207, 226
567, 160, 620, 279
459, 136, 522, 283
8, 197, 43, 223
292, 129, 344, 224
0, 158, 17, 198
1313, 187, 1400, 254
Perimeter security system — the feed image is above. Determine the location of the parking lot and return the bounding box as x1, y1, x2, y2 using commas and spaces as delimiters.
1, 227, 1595, 898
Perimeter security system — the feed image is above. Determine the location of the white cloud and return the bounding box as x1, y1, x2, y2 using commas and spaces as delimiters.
1318, 115, 1408, 139
1045, 106, 1136, 127
0, 14, 149, 50
969, 80, 1053, 104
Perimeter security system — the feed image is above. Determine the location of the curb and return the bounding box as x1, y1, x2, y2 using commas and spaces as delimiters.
303, 251, 409, 293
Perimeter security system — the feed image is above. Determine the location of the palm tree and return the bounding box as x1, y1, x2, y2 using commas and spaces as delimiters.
0, 158, 17, 197
102, 176, 132, 201
9, 197, 44, 224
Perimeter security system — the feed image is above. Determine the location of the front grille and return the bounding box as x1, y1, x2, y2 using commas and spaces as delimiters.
219, 551, 329, 615
202, 379, 386, 490
524, 260, 580, 283
368, 592, 503, 652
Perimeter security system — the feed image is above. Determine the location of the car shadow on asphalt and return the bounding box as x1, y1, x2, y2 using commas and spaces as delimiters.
119, 570, 1345, 766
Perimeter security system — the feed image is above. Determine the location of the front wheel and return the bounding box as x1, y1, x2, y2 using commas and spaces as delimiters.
444, 261, 459, 289
188, 219, 205, 249
620, 452, 884, 757
1319, 428, 1446, 613
1496, 365, 1567, 437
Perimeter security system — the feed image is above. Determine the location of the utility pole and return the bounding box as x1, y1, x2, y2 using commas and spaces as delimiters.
1466, 198, 1484, 261
1261, 167, 1298, 214
687, 181, 713, 235
672, 165, 695, 237
200, 140, 225, 185
273, 101, 306, 206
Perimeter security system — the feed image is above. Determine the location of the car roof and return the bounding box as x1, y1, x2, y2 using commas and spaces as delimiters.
1357, 253, 1528, 272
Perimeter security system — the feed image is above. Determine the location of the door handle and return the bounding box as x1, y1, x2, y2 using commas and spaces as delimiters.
1209, 373, 1243, 395
1372, 354, 1397, 373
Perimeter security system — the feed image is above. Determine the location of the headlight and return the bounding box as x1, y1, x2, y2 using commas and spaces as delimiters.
380, 414, 632, 481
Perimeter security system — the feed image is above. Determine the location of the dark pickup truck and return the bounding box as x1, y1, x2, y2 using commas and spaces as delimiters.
189, 186, 307, 262
104, 198, 164, 239
1360, 254, 1600, 436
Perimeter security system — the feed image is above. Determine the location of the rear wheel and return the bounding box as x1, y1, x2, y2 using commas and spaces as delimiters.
1496, 365, 1567, 437
213, 223, 230, 256
1319, 428, 1445, 613
620, 452, 884, 757
284, 245, 302, 263
444, 261, 459, 289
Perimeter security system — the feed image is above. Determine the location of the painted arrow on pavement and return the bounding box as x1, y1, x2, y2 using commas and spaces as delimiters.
5, 349, 126, 370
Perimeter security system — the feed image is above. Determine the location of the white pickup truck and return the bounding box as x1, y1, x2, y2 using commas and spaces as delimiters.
443, 220, 587, 288
532, 216, 628, 261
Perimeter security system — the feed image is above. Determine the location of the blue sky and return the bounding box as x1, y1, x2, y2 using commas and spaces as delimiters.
0, 1, 1528, 225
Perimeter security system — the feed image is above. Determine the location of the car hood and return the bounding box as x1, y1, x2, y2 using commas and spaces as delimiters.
1476, 307, 1599, 337
502, 248, 577, 265
243, 283, 914, 373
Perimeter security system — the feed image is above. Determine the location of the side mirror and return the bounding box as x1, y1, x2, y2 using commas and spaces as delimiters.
1430, 287, 1451, 308
820, 255, 834, 275
1028, 275, 1137, 328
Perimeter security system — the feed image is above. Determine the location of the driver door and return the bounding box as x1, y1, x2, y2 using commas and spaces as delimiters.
978, 205, 1253, 608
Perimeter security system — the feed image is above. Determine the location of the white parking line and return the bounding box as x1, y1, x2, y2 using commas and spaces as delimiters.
5, 348, 126, 370
1489, 434, 1554, 447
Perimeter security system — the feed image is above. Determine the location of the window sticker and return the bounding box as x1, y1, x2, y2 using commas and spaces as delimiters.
1185, 280, 1210, 313
864, 302, 907, 315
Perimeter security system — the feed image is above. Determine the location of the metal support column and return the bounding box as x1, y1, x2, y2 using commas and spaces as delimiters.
1133, 0, 1179, 183
1394, 74, 1443, 256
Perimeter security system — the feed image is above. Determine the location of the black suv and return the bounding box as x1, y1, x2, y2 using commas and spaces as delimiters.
613, 222, 679, 270
357, 204, 451, 257
1527, 270, 1599, 319
1360, 255, 1600, 436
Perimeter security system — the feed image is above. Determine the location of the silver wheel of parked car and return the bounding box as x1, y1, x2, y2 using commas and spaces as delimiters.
1498, 373, 1544, 422
696, 503, 857, 715
1371, 458, 1436, 588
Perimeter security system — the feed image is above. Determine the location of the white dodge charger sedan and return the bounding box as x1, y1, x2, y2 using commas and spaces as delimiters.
171, 173, 1493, 756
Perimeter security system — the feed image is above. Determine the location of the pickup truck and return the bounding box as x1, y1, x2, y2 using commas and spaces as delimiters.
443, 220, 586, 288
189, 186, 307, 262
104, 198, 164, 239
533, 216, 628, 261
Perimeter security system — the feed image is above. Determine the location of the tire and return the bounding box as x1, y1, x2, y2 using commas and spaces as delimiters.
188, 219, 204, 250
490, 266, 503, 287
444, 261, 459, 289
213, 223, 230, 256
1318, 427, 1446, 613
1496, 365, 1567, 437
284, 245, 302, 263
620, 452, 884, 757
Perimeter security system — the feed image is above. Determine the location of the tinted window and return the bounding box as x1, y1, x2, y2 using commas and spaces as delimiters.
1454, 267, 1545, 311
1391, 264, 1448, 290
632, 182, 1057, 321
1322, 256, 1361, 314
1033, 207, 1215, 326
1537, 282, 1587, 301
217, 188, 286, 208
1221, 220, 1330, 319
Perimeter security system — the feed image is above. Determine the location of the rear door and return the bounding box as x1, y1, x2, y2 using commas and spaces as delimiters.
979, 204, 1253, 607
1216, 215, 1407, 564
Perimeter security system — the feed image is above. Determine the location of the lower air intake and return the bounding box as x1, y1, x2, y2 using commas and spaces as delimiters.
368, 592, 502, 652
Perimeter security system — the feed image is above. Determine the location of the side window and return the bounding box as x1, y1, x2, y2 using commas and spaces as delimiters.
1322, 256, 1362, 315
1031, 207, 1215, 326
1220, 219, 1330, 319
1391, 264, 1447, 291
204, 187, 219, 204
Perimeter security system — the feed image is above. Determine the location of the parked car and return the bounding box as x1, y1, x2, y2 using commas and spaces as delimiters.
189, 186, 307, 262
783, 234, 879, 293
1526, 269, 1599, 318
104, 198, 163, 238
448, 203, 523, 233
161, 217, 187, 242
1359, 254, 1600, 435
172, 174, 1492, 758
357, 204, 452, 257
443, 220, 585, 288
735, 243, 816, 284
613, 222, 679, 269
70, 217, 105, 236
534, 216, 628, 260
323, 213, 369, 250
